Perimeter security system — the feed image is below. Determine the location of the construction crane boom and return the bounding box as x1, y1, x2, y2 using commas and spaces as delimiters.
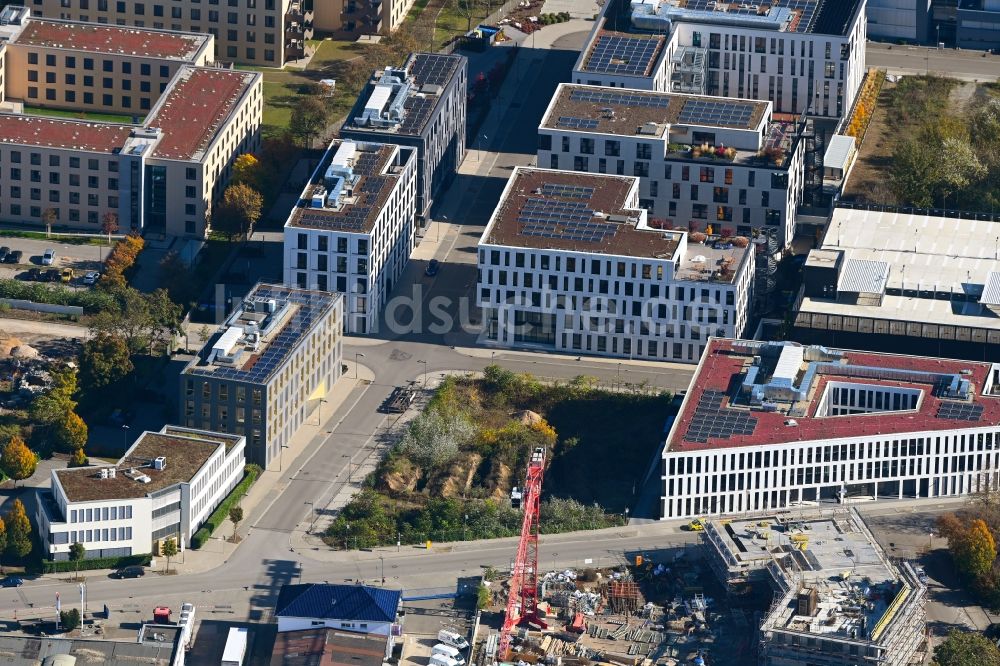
498, 447, 547, 660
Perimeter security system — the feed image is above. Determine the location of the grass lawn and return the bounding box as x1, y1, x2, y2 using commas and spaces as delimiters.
23, 105, 139, 124
0, 229, 108, 245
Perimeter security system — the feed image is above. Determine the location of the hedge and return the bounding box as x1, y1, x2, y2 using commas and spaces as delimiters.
190, 464, 261, 549
0, 278, 117, 313
43, 553, 151, 574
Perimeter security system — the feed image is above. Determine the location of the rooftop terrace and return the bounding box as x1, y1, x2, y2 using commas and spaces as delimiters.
54, 431, 224, 502
148, 67, 258, 161
668, 339, 1000, 452
287, 141, 407, 233
14, 18, 210, 60
0, 114, 132, 152
184, 284, 337, 385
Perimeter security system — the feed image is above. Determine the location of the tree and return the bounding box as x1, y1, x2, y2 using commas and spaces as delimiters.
229, 506, 244, 542
4, 500, 32, 560
42, 207, 58, 235
160, 537, 178, 573
79, 333, 133, 391
934, 629, 1000, 666
960, 519, 997, 579
1, 436, 37, 486
476, 582, 491, 610
399, 408, 474, 469
89, 286, 181, 356
69, 448, 88, 468
101, 212, 119, 245
891, 135, 939, 208
289, 96, 329, 148
232, 153, 260, 187
54, 411, 88, 453
0, 517, 8, 564
68, 542, 86, 581
214, 183, 264, 240
60, 608, 81, 631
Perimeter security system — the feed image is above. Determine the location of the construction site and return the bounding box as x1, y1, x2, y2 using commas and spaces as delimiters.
474, 446, 928, 666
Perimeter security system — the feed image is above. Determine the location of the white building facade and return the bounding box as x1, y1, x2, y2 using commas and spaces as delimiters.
477, 168, 755, 364
283, 141, 417, 334
662, 339, 1000, 519
538, 85, 806, 248
37, 427, 245, 560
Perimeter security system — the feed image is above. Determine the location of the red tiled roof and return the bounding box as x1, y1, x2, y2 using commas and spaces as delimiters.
148, 68, 255, 160
669, 339, 1000, 452
0, 115, 131, 153
15, 20, 207, 60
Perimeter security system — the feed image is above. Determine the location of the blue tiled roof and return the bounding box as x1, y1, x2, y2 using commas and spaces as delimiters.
275, 584, 401, 622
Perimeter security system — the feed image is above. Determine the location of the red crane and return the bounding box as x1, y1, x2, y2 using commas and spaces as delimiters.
499, 447, 547, 660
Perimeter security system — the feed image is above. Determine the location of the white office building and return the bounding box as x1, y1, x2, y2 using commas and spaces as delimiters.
538, 84, 806, 248
573, 0, 867, 119
477, 167, 755, 363
36, 426, 246, 560
662, 338, 1000, 519
283, 140, 417, 334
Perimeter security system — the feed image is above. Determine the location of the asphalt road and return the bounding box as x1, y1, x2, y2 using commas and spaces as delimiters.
866, 42, 1000, 81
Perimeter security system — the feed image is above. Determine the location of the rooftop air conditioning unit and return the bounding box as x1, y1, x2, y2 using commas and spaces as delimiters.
100, 468, 109, 479
153, 456, 167, 471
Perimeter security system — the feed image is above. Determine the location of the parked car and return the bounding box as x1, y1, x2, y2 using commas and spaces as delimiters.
113, 566, 145, 579
41, 249, 56, 265
43, 269, 60, 282
25, 268, 42, 281
6, 250, 23, 264
60, 268, 74, 283
425, 259, 440, 276
0, 247, 9, 262
82, 270, 100, 285
0, 576, 23, 588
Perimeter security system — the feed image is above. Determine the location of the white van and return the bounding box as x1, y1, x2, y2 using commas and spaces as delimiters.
437, 630, 469, 650
429, 654, 459, 666
432, 644, 466, 666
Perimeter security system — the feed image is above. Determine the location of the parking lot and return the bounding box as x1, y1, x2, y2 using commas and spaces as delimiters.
399, 596, 476, 666
0, 236, 107, 287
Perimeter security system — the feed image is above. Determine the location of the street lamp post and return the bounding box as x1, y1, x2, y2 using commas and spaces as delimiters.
617, 362, 622, 391
379, 555, 385, 584
122, 424, 130, 450
418, 359, 427, 387
478, 134, 488, 162
438, 215, 447, 243
279, 444, 290, 471
355, 352, 365, 379
463, 513, 468, 541
624, 507, 630, 525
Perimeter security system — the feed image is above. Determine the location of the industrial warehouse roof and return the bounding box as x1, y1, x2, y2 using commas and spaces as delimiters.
13, 18, 210, 59
287, 141, 408, 233
541, 84, 769, 136
666, 338, 1000, 453
275, 584, 401, 622
147, 67, 259, 161
0, 632, 180, 666
271, 628, 389, 666
53, 430, 228, 502
837, 258, 890, 294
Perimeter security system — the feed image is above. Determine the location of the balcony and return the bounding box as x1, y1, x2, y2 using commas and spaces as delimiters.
671, 45, 708, 95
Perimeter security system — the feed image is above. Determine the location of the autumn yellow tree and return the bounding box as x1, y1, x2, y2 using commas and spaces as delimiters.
1, 436, 37, 487
54, 411, 88, 453
4, 500, 31, 560
961, 519, 997, 579
232, 153, 260, 187
69, 448, 88, 468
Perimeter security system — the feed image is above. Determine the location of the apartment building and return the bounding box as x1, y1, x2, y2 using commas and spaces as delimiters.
341, 52, 466, 223
28, 0, 311, 66
0, 9, 262, 237
180, 284, 343, 468
705, 511, 926, 666
312, 0, 417, 39
573, 0, 867, 118
538, 84, 806, 248
477, 167, 755, 363
283, 140, 417, 334
36, 426, 245, 560
662, 338, 1000, 519
794, 208, 1000, 360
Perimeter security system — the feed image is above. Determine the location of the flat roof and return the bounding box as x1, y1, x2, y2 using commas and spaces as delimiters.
14, 18, 209, 60
148, 67, 258, 160
343, 52, 463, 137
481, 167, 676, 257
0, 633, 179, 666
0, 114, 132, 153
271, 628, 388, 666
183, 283, 338, 385
542, 84, 769, 136
54, 431, 222, 502
288, 141, 406, 233
667, 338, 1000, 452
797, 208, 1000, 330
579, 31, 666, 77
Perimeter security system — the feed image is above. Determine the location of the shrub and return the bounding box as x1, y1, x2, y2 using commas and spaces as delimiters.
60, 608, 81, 631
100, 234, 145, 290
0, 279, 117, 313
42, 553, 150, 574
190, 465, 261, 549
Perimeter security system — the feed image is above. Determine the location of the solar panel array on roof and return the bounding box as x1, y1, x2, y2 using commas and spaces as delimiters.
410, 54, 459, 87
683, 390, 758, 444
677, 99, 756, 127
936, 402, 984, 422
557, 116, 600, 130
399, 96, 434, 134
681, 0, 820, 32
569, 88, 671, 108
517, 197, 615, 243
539, 183, 594, 199
585, 35, 660, 76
